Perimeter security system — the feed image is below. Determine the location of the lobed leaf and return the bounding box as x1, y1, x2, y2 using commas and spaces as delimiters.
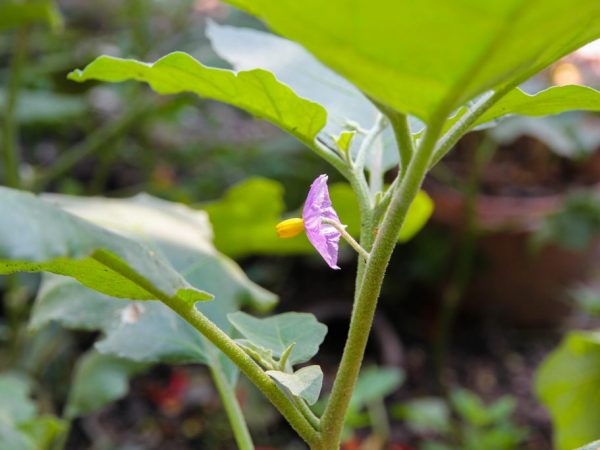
535, 331, 600, 450
228, 311, 327, 366
225, 0, 600, 124
474, 85, 600, 127
68, 52, 326, 146
266, 365, 323, 405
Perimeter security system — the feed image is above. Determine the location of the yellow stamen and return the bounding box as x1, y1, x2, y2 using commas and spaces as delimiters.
276, 218, 304, 238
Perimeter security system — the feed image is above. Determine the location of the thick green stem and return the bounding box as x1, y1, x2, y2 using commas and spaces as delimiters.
429, 85, 515, 168
2, 27, 29, 188
90, 252, 319, 447
209, 363, 254, 450
319, 117, 446, 449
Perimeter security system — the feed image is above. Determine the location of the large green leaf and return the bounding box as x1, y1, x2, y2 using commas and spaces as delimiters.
228, 311, 327, 366
0, 0, 62, 31
30, 194, 276, 385
535, 331, 600, 450
266, 366, 323, 405
65, 351, 146, 419
226, 0, 600, 123
67, 52, 326, 146
474, 85, 600, 127
206, 20, 419, 172
0, 187, 211, 304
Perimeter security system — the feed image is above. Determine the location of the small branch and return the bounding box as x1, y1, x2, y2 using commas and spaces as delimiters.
355, 113, 387, 171
429, 85, 515, 168
209, 364, 254, 450
2, 27, 30, 188
293, 397, 321, 431
322, 218, 370, 262
376, 105, 415, 177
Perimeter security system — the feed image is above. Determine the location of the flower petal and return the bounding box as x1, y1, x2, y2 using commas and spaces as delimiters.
302, 175, 341, 269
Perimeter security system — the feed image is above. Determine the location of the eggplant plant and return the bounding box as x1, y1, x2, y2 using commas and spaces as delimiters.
2, 0, 600, 449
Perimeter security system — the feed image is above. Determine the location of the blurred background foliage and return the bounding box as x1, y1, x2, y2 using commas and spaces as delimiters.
0, 1, 600, 449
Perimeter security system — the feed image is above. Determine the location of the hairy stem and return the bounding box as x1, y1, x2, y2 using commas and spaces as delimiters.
90, 252, 319, 447
319, 116, 446, 449
2, 27, 29, 188
209, 363, 254, 450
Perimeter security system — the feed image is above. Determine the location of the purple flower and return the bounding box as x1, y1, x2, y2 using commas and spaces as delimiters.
302, 175, 342, 270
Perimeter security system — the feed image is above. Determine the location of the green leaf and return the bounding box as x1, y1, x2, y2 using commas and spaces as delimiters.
203, 177, 312, 258
475, 86, 600, 127
228, 311, 327, 366
0, 0, 62, 31
30, 194, 278, 385
577, 440, 600, 450
266, 365, 323, 405
535, 331, 600, 450
0, 374, 35, 424
392, 397, 450, 434
0, 187, 211, 304
68, 52, 326, 146
225, 0, 600, 123
349, 366, 404, 411
329, 183, 434, 242
206, 20, 409, 172
65, 351, 146, 419
0, 425, 34, 450
0, 90, 86, 125
18, 416, 67, 450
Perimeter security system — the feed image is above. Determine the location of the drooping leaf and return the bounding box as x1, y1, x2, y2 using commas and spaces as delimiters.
535, 331, 600, 450
225, 0, 600, 123
0, 187, 211, 304
65, 351, 147, 419
266, 365, 323, 405
30, 193, 278, 386
474, 85, 600, 127
67, 52, 326, 146
206, 20, 413, 172
0, 0, 62, 31
228, 311, 327, 365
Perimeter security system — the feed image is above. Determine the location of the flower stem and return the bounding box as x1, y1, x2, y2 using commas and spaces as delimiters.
322, 218, 370, 262
209, 363, 254, 450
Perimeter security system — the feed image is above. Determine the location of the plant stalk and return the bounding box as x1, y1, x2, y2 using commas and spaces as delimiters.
90, 252, 319, 447
322, 218, 370, 262
2, 27, 30, 188
319, 116, 446, 449
209, 363, 254, 450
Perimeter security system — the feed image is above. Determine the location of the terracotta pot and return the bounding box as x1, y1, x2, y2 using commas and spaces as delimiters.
426, 180, 600, 326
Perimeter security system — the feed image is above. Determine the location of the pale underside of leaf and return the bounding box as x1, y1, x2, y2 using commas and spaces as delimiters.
225, 0, 600, 124
266, 365, 323, 405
